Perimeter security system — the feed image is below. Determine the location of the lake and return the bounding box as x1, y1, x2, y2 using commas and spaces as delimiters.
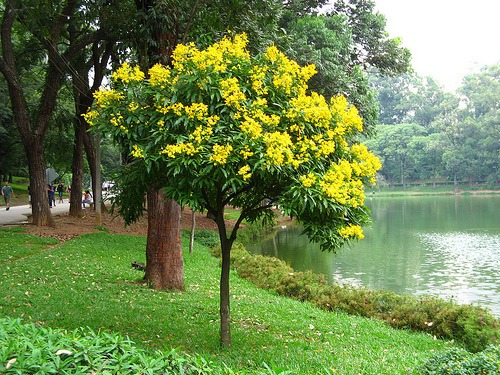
245, 195, 500, 316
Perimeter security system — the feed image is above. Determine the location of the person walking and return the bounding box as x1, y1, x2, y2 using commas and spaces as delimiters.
56, 180, 64, 204
1, 181, 15, 211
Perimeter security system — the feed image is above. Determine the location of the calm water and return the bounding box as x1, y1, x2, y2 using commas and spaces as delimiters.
246, 195, 500, 316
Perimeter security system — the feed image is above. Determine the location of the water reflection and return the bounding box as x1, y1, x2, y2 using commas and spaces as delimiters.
245, 195, 500, 316
416, 232, 500, 309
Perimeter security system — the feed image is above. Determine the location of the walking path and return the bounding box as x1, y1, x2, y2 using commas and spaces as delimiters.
0, 201, 71, 225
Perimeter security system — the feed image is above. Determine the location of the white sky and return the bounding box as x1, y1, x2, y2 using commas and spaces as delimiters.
324, 0, 500, 92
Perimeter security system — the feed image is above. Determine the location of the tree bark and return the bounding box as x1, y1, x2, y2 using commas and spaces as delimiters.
26, 140, 54, 227
145, 188, 184, 290
189, 209, 196, 253
219, 236, 232, 348
69, 117, 85, 217
213, 207, 234, 348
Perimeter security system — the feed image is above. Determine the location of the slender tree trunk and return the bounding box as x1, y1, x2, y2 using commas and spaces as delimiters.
454, 172, 458, 193
94, 133, 102, 225
83, 132, 97, 205
214, 208, 234, 348
145, 187, 184, 290
70, 117, 85, 217
189, 209, 196, 253
219, 237, 232, 347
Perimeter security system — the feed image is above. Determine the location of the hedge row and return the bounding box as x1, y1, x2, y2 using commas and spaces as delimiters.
208, 239, 498, 353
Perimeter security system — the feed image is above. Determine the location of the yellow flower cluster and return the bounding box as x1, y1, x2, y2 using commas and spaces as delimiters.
128, 102, 139, 112
250, 65, 269, 96
148, 63, 171, 87
265, 46, 317, 95
287, 93, 332, 128
240, 116, 263, 138
93, 88, 124, 109
338, 224, 364, 239
82, 110, 99, 126
161, 142, 197, 158
330, 96, 363, 135
172, 33, 250, 73
190, 125, 214, 144
350, 144, 382, 185
184, 102, 209, 120
112, 62, 145, 83
299, 173, 317, 188
263, 131, 293, 166
238, 165, 252, 181
239, 146, 254, 160
209, 144, 233, 165
220, 77, 246, 108
320, 160, 365, 207
131, 144, 144, 158
109, 113, 127, 133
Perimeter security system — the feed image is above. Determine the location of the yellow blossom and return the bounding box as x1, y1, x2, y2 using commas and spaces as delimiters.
209, 144, 233, 165
112, 62, 145, 83
131, 144, 144, 158
338, 224, 364, 239
148, 63, 171, 86
93, 88, 124, 108
238, 165, 252, 181
299, 173, 317, 188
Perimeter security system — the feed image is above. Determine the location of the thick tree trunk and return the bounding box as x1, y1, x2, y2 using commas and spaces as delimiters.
145, 188, 184, 290
26, 141, 54, 227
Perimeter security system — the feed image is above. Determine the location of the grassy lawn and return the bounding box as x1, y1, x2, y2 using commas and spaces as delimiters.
0, 227, 451, 374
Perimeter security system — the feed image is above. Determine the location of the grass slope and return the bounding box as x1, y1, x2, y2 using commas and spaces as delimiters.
0, 228, 451, 374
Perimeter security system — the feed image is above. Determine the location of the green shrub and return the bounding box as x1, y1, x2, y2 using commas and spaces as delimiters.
0, 317, 217, 374
418, 345, 500, 374
192, 229, 221, 249
225, 243, 499, 352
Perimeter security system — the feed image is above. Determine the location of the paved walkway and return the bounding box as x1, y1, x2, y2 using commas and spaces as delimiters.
0, 200, 71, 225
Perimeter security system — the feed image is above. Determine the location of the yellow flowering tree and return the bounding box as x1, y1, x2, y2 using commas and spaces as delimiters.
88, 34, 381, 347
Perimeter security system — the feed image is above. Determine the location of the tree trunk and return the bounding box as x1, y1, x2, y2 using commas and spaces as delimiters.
94, 133, 102, 225
189, 209, 196, 253
218, 235, 232, 348
145, 188, 184, 290
26, 141, 54, 227
83, 132, 97, 206
69, 117, 85, 217
454, 172, 458, 193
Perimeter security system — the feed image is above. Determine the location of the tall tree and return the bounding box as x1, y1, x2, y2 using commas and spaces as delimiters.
0, 0, 76, 225
91, 35, 381, 347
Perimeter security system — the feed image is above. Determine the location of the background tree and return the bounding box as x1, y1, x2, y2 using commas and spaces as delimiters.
90, 35, 380, 347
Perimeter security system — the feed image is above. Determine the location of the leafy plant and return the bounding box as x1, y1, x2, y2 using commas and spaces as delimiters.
418, 345, 500, 375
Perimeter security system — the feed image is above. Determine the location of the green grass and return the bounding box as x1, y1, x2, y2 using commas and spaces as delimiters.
0, 227, 59, 262
0, 229, 452, 374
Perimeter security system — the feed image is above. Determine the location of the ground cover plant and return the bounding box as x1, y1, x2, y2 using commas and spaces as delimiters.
0, 317, 217, 374
0, 228, 451, 374
418, 345, 499, 375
